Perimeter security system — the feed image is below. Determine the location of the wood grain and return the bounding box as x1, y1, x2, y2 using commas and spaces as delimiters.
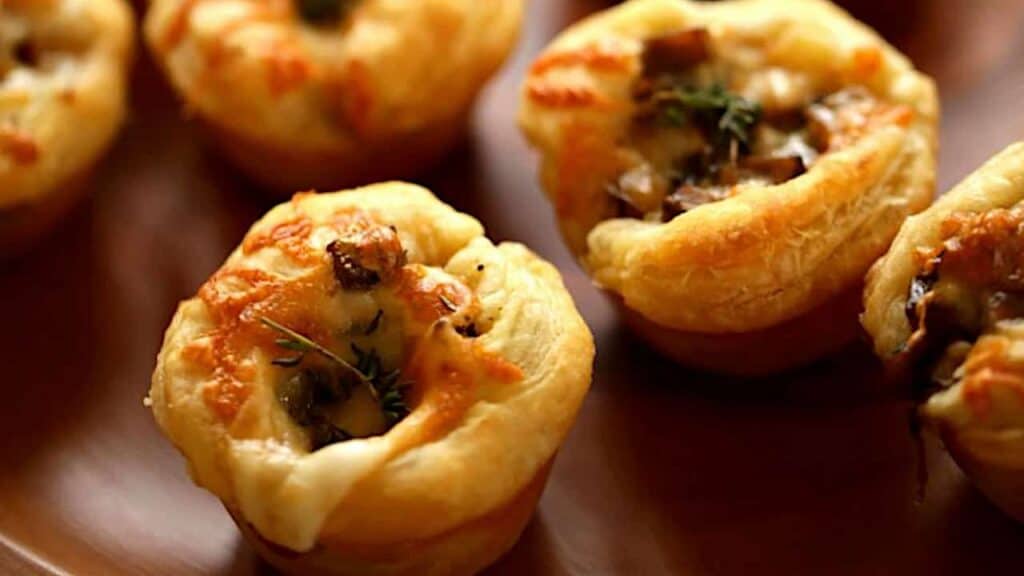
1, 1, 1023, 574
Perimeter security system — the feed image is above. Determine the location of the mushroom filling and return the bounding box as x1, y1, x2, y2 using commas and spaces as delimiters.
901, 207, 1024, 402
1, 27, 38, 80
294, 0, 361, 25
610, 28, 885, 221
262, 223, 480, 451
0, 11, 97, 90
1, 15, 94, 166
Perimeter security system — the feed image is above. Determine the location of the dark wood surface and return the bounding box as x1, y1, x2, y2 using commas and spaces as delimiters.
2, 1, 1024, 574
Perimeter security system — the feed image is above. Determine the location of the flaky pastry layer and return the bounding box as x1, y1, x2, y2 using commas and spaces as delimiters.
519, 0, 937, 335
145, 0, 523, 189
0, 0, 134, 209
149, 183, 594, 565
863, 142, 1024, 522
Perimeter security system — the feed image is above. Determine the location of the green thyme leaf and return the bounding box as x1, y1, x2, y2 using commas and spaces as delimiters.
652, 83, 762, 146
349, 343, 410, 422
275, 338, 311, 352
263, 316, 411, 445
261, 317, 369, 385
364, 309, 384, 335
379, 383, 410, 426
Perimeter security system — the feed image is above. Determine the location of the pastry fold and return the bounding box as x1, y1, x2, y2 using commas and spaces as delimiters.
149, 183, 594, 575
519, 0, 937, 373
0, 0, 133, 252
145, 0, 523, 192
864, 143, 1024, 522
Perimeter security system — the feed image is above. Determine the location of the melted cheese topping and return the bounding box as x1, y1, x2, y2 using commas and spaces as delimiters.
911, 206, 1024, 429
150, 185, 593, 553
187, 199, 516, 548
927, 321, 1024, 443
196, 204, 489, 435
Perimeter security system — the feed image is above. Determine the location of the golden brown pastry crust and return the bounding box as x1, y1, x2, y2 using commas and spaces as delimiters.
0, 0, 134, 252
864, 143, 1024, 357
144, 0, 523, 192
519, 0, 937, 373
863, 142, 1024, 522
149, 183, 594, 574
230, 459, 554, 576
619, 284, 863, 376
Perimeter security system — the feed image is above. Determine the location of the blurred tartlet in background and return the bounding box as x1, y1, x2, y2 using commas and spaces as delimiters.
144, 0, 524, 193
0, 0, 134, 255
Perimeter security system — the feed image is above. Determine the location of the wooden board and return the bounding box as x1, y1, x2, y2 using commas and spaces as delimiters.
1, 1, 1023, 574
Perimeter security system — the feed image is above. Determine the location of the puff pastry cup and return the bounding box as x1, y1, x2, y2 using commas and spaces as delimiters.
144, 0, 524, 193
148, 183, 594, 575
864, 143, 1024, 522
518, 0, 938, 374
0, 0, 133, 254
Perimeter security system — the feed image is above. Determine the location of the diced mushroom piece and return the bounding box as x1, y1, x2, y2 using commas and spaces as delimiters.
772, 133, 820, 170
900, 207, 1024, 398
608, 162, 669, 217
662, 184, 729, 220
741, 154, 806, 184
988, 291, 1024, 324
805, 103, 836, 151
13, 39, 39, 67
642, 28, 711, 76
296, 0, 360, 25
327, 225, 407, 291
805, 87, 879, 151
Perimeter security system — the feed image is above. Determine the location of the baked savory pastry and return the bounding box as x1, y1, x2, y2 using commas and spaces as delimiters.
144, 0, 524, 193
0, 0, 133, 254
518, 0, 938, 374
148, 183, 594, 575
864, 143, 1024, 522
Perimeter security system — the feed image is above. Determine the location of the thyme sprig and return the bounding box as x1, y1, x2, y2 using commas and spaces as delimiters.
262, 316, 411, 441
364, 309, 384, 335
260, 316, 370, 385
652, 83, 762, 147
351, 344, 410, 425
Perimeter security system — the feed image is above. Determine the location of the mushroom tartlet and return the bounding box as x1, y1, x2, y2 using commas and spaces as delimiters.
864, 143, 1024, 522
0, 0, 133, 254
149, 183, 594, 575
519, 0, 937, 375
144, 0, 524, 193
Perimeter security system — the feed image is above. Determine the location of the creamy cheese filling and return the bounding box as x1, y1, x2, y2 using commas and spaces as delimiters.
254, 222, 481, 452
903, 206, 1024, 404
607, 27, 893, 222
185, 206, 503, 550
